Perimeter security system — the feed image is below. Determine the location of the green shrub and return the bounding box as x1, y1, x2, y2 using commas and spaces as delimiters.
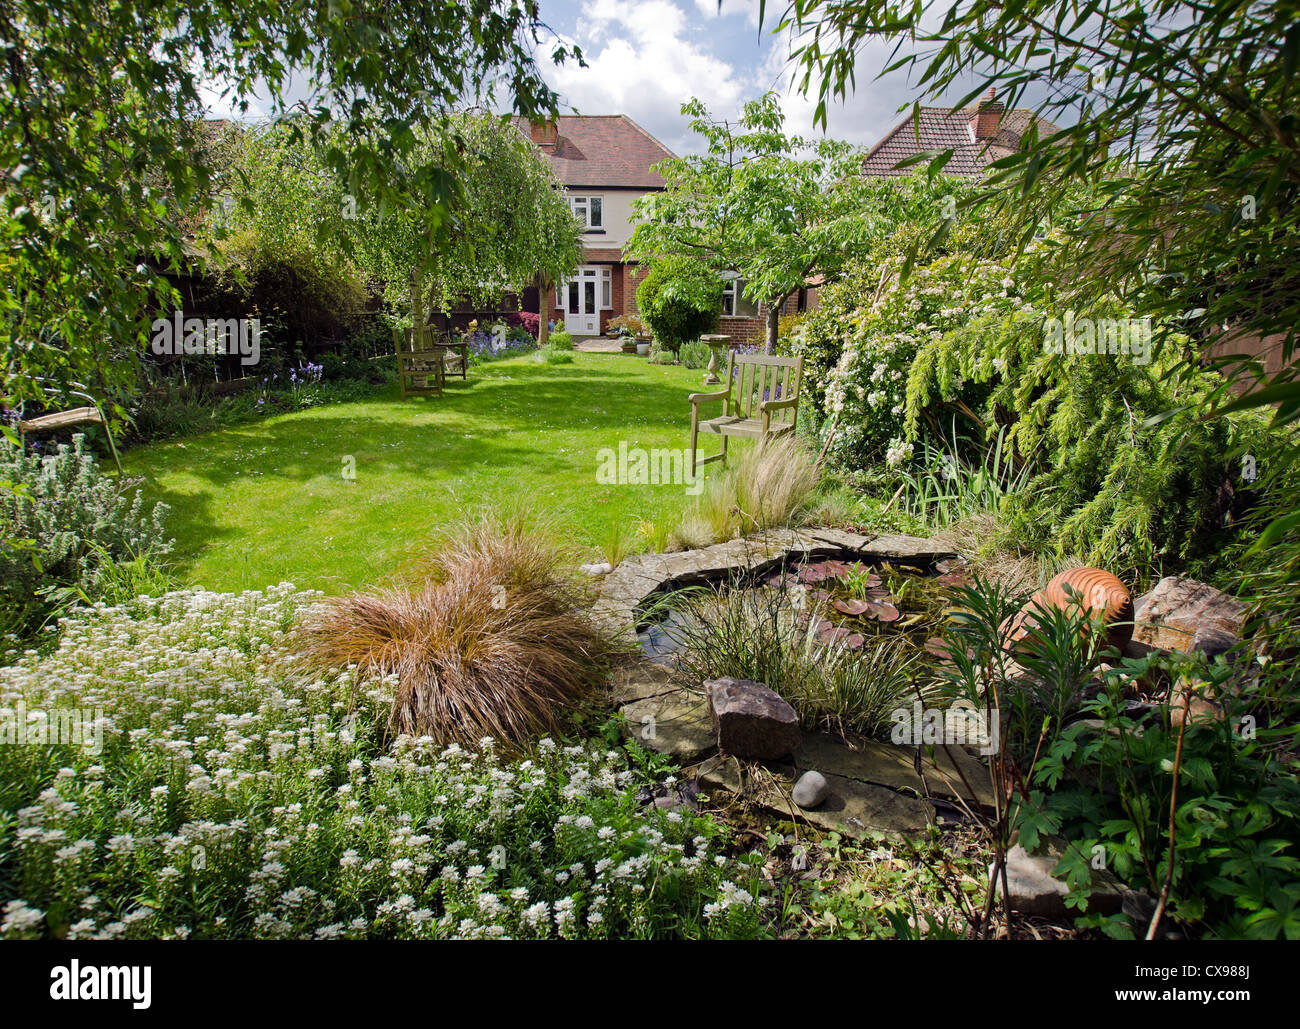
635, 256, 721, 352
933, 574, 1300, 940
548, 321, 574, 350
678, 338, 712, 370
0, 436, 172, 624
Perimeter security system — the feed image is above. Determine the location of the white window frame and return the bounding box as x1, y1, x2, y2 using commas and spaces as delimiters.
555, 266, 613, 311
720, 274, 757, 318
569, 194, 603, 230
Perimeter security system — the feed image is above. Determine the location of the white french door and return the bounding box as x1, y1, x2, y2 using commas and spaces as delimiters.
557, 265, 611, 336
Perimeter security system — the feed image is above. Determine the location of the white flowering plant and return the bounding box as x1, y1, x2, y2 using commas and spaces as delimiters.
0, 586, 768, 940
795, 256, 1017, 469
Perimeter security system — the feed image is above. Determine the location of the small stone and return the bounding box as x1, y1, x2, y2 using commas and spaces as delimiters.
579, 562, 614, 577
792, 770, 829, 809
705, 677, 802, 761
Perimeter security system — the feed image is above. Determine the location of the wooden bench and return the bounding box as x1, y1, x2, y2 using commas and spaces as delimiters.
17, 382, 123, 474
689, 351, 803, 476
395, 327, 469, 400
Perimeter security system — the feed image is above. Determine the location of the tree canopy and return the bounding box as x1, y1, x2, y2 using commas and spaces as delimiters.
627, 92, 963, 351
1, 0, 579, 417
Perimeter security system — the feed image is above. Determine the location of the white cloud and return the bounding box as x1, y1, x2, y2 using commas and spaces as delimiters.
544, 0, 751, 154
541, 0, 967, 156
692, 0, 760, 27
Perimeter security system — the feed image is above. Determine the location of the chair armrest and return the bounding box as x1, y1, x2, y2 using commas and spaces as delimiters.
758, 396, 798, 412
689, 388, 730, 404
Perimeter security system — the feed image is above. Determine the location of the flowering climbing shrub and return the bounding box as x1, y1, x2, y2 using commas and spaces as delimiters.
794, 255, 1022, 469
0, 586, 767, 940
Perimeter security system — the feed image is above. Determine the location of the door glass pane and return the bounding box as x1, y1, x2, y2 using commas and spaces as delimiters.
568, 282, 579, 315
601, 278, 611, 308
584, 281, 596, 314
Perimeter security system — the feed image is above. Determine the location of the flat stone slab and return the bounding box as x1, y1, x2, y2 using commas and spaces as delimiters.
697, 759, 935, 838
857, 534, 958, 563
795, 733, 995, 811
592, 527, 960, 641
614, 658, 716, 764
995, 838, 1125, 919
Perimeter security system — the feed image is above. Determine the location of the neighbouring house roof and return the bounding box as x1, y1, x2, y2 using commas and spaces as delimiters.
511, 114, 676, 189
862, 96, 1061, 179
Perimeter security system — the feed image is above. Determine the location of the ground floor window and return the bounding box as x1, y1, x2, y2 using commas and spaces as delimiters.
721, 274, 759, 317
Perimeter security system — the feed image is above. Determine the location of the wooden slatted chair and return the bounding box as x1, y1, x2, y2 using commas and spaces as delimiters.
17, 380, 123, 474
395, 327, 469, 399
689, 350, 803, 476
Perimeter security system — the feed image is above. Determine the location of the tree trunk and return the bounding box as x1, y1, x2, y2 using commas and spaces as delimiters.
764, 298, 782, 355
409, 265, 425, 350
536, 273, 552, 348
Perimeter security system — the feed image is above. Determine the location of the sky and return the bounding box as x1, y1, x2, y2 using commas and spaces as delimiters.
533, 0, 951, 155
198, 0, 996, 156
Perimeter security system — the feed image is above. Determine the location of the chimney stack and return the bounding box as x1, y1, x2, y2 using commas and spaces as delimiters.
529, 119, 558, 149
970, 88, 1004, 141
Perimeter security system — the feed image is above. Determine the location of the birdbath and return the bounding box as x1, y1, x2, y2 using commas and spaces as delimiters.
700, 334, 731, 385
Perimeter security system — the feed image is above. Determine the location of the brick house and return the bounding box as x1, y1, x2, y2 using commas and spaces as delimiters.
511, 115, 670, 337
514, 114, 795, 343
861, 91, 1061, 179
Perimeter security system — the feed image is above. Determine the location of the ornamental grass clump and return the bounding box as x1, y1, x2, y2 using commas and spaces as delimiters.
677, 437, 821, 546
300, 513, 625, 750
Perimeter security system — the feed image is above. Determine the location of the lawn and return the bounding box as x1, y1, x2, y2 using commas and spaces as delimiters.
124, 352, 716, 593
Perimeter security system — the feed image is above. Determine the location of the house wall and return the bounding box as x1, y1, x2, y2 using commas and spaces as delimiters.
564, 187, 649, 250
719, 293, 802, 347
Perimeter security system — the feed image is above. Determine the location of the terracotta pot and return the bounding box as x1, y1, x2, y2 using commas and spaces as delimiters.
1001, 567, 1133, 652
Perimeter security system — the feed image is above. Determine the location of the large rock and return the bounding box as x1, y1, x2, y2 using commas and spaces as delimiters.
994, 838, 1125, 919
1133, 577, 1248, 655
705, 677, 802, 760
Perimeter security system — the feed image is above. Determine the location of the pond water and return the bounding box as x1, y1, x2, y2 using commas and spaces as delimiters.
635, 555, 971, 667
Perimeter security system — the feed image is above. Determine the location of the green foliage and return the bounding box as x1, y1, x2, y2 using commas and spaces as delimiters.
897, 426, 1033, 530
547, 322, 573, 350
678, 338, 712, 370
936, 573, 1300, 939
800, 234, 1270, 578
628, 95, 960, 350
0, 435, 172, 628
1, 1, 577, 418
772, 0, 1300, 566
635, 255, 721, 352
350, 113, 582, 337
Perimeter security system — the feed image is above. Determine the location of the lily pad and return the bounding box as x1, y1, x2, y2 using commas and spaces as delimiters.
833, 597, 870, 616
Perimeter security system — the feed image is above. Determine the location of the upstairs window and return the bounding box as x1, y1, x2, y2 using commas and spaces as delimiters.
569, 195, 603, 230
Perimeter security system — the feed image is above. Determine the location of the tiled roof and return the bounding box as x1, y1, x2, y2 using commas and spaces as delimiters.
511, 115, 675, 189
862, 105, 1061, 179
